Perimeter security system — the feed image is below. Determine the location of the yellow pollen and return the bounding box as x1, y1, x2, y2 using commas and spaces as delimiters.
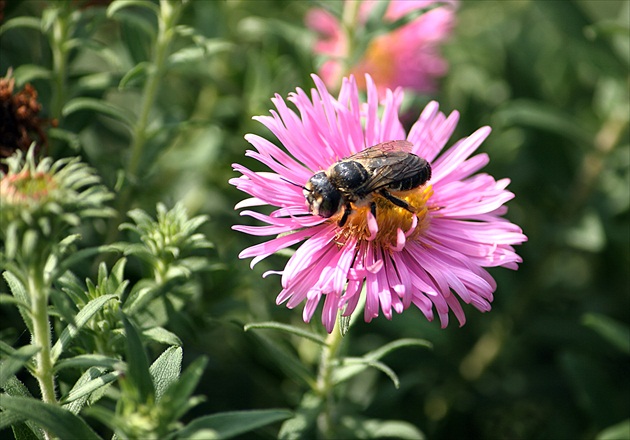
334, 185, 433, 250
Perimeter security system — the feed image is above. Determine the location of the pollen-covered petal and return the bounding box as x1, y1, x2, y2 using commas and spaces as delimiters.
366, 210, 379, 241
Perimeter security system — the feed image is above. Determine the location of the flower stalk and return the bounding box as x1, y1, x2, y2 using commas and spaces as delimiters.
28, 264, 56, 439
49, 5, 71, 121
108, 0, 184, 242
315, 317, 344, 438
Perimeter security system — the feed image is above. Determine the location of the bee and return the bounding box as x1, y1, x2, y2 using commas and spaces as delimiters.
303, 140, 432, 226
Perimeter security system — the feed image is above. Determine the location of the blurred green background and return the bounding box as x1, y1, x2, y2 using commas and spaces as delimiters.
1, 1, 628, 439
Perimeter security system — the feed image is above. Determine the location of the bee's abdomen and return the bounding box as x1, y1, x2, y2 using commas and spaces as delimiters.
388, 156, 432, 191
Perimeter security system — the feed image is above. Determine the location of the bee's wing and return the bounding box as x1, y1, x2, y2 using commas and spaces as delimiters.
350, 141, 425, 193
348, 140, 413, 160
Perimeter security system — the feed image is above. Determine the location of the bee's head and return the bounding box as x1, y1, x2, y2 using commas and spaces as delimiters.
304, 172, 341, 218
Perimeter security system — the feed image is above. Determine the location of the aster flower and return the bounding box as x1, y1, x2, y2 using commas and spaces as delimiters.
231, 74, 526, 333
306, 0, 457, 97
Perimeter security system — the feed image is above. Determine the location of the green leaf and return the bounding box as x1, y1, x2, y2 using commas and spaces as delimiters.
332, 338, 431, 387
54, 354, 121, 372
0, 396, 102, 440
51, 294, 119, 362
244, 321, 327, 346
0, 345, 39, 387
143, 326, 182, 346
0, 376, 43, 438
246, 331, 315, 389
48, 127, 81, 151
118, 61, 149, 89
106, 0, 159, 17
3, 413, 43, 440
339, 416, 425, 440
149, 346, 182, 402
0, 16, 41, 35
364, 338, 433, 361
333, 357, 400, 388
50, 288, 78, 327
61, 98, 136, 127
12, 425, 43, 440
122, 313, 155, 402
12, 65, 51, 85
0, 293, 31, 310
596, 419, 630, 440
278, 393, 321, 440
3, 270, 33, 333
583, 313, 630, 354
60, 369, 120, 406
1, 375, 33, 398
160, 356, 208, 421
177, 409, 293, 440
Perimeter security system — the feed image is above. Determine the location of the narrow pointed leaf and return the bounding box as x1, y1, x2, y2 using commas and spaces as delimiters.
596, 419, 630, 440
340, 416, 425, 440
122, 313, 155, 402
364, 338, 432, 361
0, 345, 39, 387
62, 98, 136, 127
332, 357, 400, 388
161, 356, 207, 421
583, 313, 630, 354
0, 17, 42, 35
149, 346, 182, 401
143, 326, 182, 346
60, 369, 120, 406
3, 270, 33, 333
54, 354, 121, 372
278, 393, 321, 440
246, 331, 315, 388
244, 321, 327, 346
51, 294, 119, 362
106, 0, 159, 17
118, 61, 149, 89
0, 396, 102, 440
177, 409, 293, 440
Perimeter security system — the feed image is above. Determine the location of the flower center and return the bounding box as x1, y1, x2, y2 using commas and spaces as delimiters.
334, 185, 433, 251
0, 170, 55, 204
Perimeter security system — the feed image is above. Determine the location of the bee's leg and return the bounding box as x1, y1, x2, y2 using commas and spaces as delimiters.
338, 203, 352, 227
379, 189, 414, 212
370, 201, 377, 218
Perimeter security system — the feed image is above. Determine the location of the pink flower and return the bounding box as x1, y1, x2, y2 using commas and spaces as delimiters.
306, 0, 457, 97
231, 74, 527, 333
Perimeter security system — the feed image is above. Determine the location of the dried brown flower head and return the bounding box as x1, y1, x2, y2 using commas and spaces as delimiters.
0, 73, 55, 172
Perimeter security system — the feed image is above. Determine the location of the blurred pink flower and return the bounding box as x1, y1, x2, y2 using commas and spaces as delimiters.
231, 74, 526, 333
306, 0, 457, 97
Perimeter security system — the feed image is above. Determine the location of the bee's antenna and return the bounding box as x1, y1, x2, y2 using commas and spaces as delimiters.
281, 177, 307, 191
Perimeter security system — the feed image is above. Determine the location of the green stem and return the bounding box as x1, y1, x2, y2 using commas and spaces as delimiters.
315, 317, 344, 438
335, 0, 361, 89
106, 0, 183, 242
50, 5, 71, 122
126, 2, 181, 184
29, 266, 57, 438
